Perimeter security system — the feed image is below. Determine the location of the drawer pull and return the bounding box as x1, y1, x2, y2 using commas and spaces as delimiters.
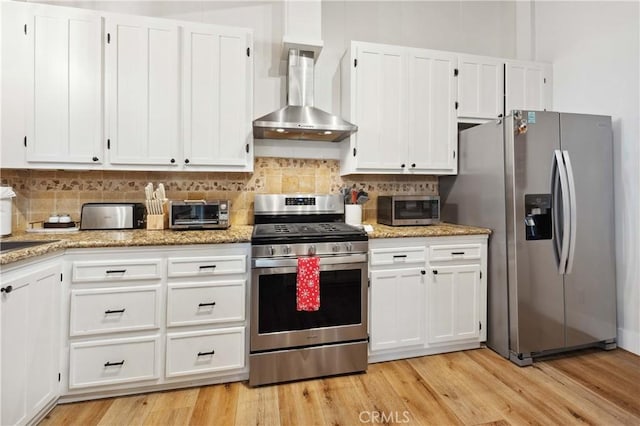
451, 252, 465, 255
421, 270, 426, 275
1, 285, 13, 294
197, 350, 215, 357
198, 302, 216, 308
104, 308, 126, 314
198, 265, 217, 270
105, 269, 127, 274
392, 255, 407, 259
104, 360, 125, 367
433, 270, 438, 275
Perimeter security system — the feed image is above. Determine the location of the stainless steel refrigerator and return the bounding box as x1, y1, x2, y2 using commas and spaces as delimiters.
440, 111, 617, 365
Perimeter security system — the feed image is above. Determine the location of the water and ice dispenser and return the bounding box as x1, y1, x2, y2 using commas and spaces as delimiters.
524, 194, 552, 240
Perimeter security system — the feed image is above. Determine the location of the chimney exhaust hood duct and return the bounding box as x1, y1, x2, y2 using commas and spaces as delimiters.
252, 48, 357, 143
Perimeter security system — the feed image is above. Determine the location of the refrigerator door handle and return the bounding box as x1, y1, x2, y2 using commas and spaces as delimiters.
563, 150, 577, 274
551, 150, 570, 274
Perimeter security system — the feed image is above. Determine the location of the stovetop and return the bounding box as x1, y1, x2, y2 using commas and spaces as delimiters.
254, 222, 364, 238
252, 222, 368, 245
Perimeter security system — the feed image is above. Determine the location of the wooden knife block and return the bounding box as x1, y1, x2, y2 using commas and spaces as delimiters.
146, 214, 168, 230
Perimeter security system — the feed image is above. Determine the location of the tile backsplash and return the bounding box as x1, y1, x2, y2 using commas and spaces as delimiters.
1, 157, 437, 233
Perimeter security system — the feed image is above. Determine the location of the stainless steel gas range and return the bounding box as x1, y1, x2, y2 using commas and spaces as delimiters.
249, 194, 369, 386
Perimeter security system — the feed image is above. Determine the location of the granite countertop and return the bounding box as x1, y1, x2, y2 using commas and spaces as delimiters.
366, 222, 491, 239
0, 226, 254, 266
0, 223, 490, 266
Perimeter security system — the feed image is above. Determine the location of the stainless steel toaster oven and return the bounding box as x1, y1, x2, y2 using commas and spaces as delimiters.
169, 200, 230, 230
377, 195, 440, 226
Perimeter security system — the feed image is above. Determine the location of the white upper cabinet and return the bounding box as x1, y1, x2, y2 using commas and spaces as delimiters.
22, 4, 103, 165
106, 15, 180, 167
351, 42, 406, 171
341, 41, 457, 176
505, 59, 552, 113
182, 24, 253, 171
407, 48, 457, 174
457, 54, 504, 120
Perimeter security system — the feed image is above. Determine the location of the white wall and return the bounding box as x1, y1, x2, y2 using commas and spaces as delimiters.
535, 1, 640, 355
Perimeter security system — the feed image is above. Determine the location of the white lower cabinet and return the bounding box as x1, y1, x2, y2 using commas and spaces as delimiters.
61, 244, 249, 402
69, 285, 161, 336
368, 235, 487, 363
165, 327, 244, 378
69, 335, 161, 389
426, 264, 481, 344
0, 255, 62, 426
167, 281, 245, 327
370, 267, 425, 351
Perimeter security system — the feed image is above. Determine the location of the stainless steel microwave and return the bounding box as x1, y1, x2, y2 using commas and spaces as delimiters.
169, 200, 230, 230
377, 195, 440, 226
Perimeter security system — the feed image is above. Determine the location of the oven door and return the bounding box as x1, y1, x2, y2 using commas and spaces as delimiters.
250, 254, 368, 352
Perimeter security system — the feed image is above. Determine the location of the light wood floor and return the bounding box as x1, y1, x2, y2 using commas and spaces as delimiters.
40, 348, 640, 426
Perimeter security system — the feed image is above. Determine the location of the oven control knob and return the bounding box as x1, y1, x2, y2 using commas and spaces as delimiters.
283, 245, 292, 255
308, 245, 316, 256
267, 246, 275, 256
345, 242, 353, 252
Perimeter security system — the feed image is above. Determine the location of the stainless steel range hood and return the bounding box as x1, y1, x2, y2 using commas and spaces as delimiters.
253, 49, 357, 142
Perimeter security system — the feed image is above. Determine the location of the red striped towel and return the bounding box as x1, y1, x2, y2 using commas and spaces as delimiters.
296, 257, 320, 311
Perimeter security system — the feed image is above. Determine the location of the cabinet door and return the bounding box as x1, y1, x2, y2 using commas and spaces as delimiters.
352, 42, 407, 171
370, 268, 424, 351
1, 1, 29, 168
183, 25, 253, 170
1, 263, 60, 426
106, 16, 180, 166
505, 60, 551, 113
457, 54, 504, 119
407, 48, 457, 174
25, 4, 102, 165
1, 276, 29, 425
426, 264, 480, 344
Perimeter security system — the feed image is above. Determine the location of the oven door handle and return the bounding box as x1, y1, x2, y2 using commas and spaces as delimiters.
252, 253, 367, 268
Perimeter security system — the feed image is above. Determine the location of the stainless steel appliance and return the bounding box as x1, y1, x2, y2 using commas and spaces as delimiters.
249, 194, 369, 386
80, 203, 146, 230
377, 195, 440, 226
169, 200, 229, 230
440, 110, 616, 365
252, 49, 357, 142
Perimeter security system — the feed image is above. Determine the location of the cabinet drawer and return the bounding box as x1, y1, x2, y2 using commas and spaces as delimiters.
70, 286, 161, 336
370, 246, 426, 266
167, 281, 245, 327
429, 244, 481, 262
167, 255, 246, 278
165, 328, 245, 378
69, 335, 160, 389
71, 259, 162, 283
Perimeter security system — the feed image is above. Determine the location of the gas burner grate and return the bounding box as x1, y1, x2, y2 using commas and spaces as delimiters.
317, 223, 342, 232
273, 224, 292, 233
